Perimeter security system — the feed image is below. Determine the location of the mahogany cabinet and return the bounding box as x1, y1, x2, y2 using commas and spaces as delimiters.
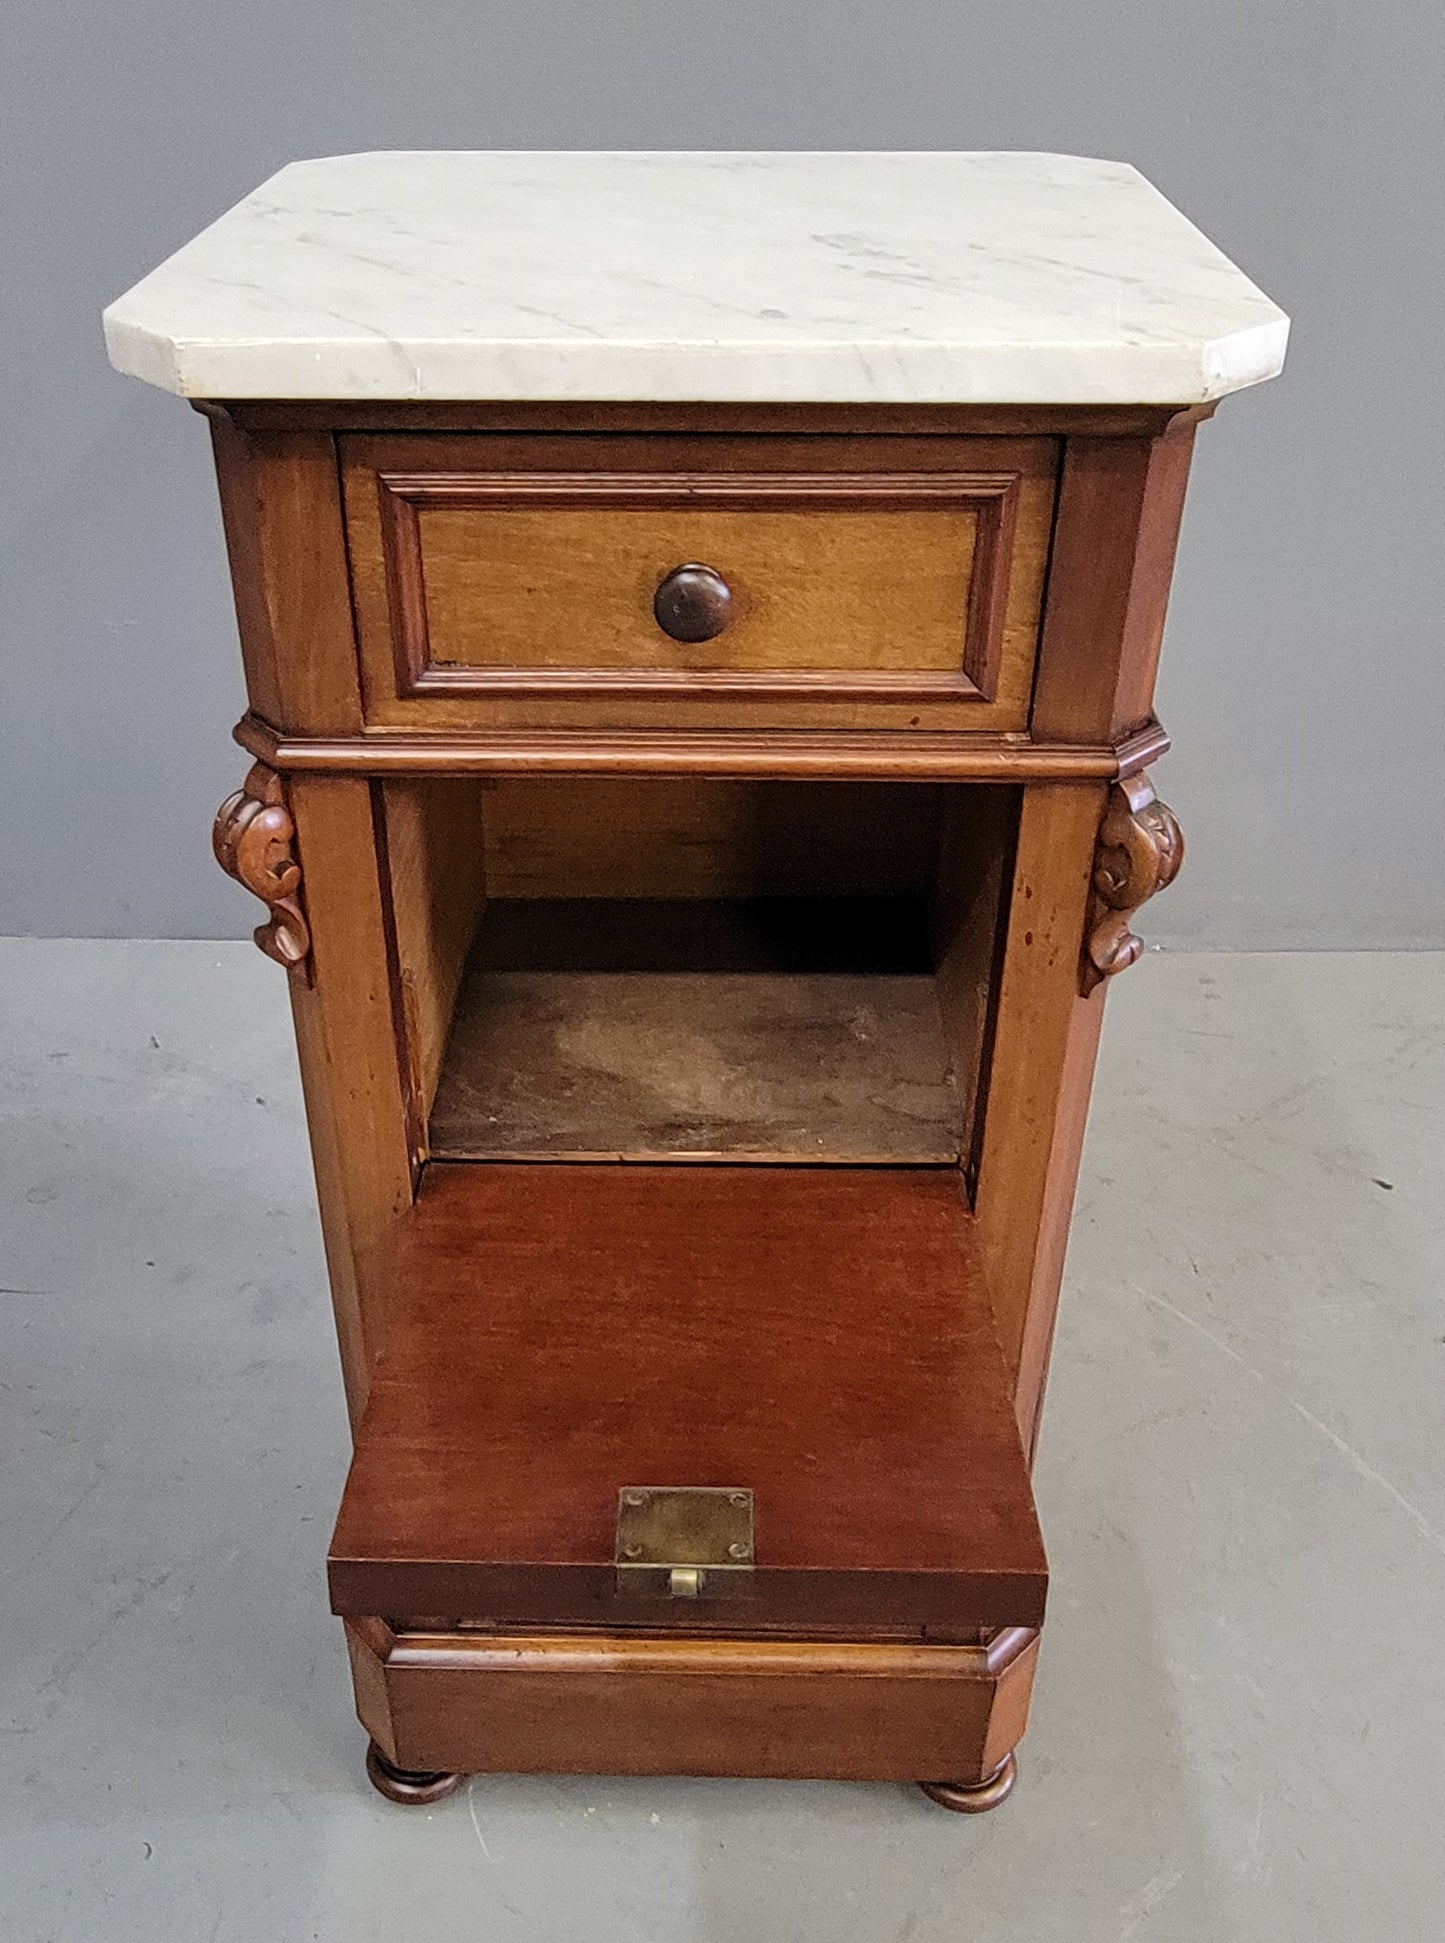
105, 151, 1286, 1810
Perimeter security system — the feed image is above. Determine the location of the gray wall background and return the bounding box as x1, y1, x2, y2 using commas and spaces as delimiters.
2, 1, 1440, 947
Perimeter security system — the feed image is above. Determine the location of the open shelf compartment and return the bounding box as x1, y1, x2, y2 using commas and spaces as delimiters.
429, 895, 961, 1163
383, 776, 1018, 1174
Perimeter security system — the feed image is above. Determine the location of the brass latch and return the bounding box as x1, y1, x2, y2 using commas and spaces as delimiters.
615, 1486, 755, 1599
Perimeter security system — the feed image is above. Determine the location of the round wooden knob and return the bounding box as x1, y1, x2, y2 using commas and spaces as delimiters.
653, 564, 732, 643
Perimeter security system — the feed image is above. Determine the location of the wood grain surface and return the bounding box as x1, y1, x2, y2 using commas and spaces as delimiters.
281, 776, 416, 1424
234, 711, 1149, 781
426, 897, 961, 1163
476, 777, 944, 901
348, 1617, 1039, 1782
206, 415, 363, 735
375, 778, 490, 1159
329, 1162, 1046, 1635
407, 501, 980, 675
340, 432, 1055, 733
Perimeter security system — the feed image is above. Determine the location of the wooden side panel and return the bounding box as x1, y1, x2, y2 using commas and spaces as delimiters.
347, 1623, 1039, 1783
285, 776, 414, 1426
377, 778, 489, 1149
206, 414, 363, 735
973, 784, 1104, 1406
209, 413, 284, 723
929, 786, 1016, 1178
976, 417, 1202, 1448
1030, 417, 1199, 744
345, 1618, 397, 1756
1016, 990, 1106, 1458
980, 1631, 1039, 1777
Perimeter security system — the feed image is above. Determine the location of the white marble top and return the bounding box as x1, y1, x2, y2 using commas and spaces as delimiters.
103, 151, 1287, 405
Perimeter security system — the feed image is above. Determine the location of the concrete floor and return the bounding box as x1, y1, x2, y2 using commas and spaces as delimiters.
1, 941, 1441, 1942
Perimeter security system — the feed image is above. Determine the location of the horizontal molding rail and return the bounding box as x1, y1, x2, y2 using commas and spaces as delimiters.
234, 713, 1169, 783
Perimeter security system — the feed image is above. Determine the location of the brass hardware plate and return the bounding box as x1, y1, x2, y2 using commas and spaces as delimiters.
615, 1486, 755, 1599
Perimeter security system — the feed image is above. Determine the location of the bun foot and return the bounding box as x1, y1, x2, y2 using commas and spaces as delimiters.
918, 1751, 1017, 1813
365, 1740, 464, 1805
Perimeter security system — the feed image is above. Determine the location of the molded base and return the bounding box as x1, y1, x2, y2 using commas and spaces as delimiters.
346, 1618, 1037, 1785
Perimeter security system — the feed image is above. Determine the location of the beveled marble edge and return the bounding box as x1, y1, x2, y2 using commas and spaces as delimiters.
103, 151, 1289, 405
103, 319, 1289, 405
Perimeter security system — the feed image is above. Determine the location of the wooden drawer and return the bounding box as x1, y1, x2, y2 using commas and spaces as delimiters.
341, 434, 1057, 734
347, 1619, 1039, 1784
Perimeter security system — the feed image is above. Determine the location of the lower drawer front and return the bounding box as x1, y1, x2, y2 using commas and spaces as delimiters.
348, 1621, 1039, 1782
340, 433, 1056, 731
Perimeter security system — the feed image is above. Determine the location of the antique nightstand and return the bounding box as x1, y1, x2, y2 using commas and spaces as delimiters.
105, 151, 1286, 1810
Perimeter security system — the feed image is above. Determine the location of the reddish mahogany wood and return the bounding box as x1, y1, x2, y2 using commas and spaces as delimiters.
205, 414, 363, 736
186, 396, 1222, 1800
329, 1163, 1046, 1636
348, 1618, 1040, 1784
1029, 420, 1198, 744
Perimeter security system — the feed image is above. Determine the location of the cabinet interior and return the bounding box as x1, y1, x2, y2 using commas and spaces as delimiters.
381, 776, 1018, 1183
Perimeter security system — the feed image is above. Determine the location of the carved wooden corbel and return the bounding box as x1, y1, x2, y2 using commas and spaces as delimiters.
1081, 771, 1183, 992
213, 761, 312, 982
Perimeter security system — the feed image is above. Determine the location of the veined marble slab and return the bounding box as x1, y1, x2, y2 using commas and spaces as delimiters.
103, 151, 1288, 404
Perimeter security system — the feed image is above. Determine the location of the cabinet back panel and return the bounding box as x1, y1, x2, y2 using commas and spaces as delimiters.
480, 777, 944, 900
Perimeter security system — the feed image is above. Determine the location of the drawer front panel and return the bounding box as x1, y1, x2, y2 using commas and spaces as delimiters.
341, 434, 1057, 732
395, 499, 982, 681
349, 1620, 1039, 1783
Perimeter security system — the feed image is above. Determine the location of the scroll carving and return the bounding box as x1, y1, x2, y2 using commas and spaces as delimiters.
1081, 771, 1183, 993
213, 762, 312, 982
